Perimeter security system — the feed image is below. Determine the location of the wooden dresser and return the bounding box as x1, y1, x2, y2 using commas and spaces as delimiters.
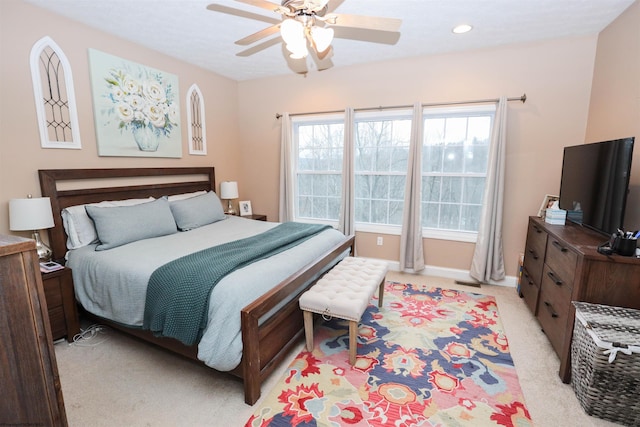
521, 217, 640, 382
0, 235, 67, 426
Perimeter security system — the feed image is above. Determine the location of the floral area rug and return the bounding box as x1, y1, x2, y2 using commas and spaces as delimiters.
246, 282, 532, 427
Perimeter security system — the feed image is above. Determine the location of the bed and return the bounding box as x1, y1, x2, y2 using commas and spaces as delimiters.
38, 167, 355, 405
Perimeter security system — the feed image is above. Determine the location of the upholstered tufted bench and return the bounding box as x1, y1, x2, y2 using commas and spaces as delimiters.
299, 257, 388, 365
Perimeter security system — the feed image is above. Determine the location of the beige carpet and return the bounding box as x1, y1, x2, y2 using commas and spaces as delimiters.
54, 271, 620, 426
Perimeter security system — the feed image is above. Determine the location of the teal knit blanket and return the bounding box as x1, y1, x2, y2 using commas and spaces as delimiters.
143, 222, 331, 346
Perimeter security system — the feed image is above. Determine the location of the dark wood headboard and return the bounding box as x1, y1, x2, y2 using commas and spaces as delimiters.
39, 167, 215, 263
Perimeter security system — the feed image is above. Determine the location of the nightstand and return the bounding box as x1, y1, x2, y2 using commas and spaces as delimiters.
245, 214, 267, 221
41, 267, 80, 342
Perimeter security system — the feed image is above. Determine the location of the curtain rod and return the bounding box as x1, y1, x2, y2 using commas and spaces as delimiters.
275, 93, 526, 119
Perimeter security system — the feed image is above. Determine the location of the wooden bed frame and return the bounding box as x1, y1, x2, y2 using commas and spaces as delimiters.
38, 167, 355, 405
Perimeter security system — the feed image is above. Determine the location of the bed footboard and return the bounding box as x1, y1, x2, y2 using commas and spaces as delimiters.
240, 235, 355, 405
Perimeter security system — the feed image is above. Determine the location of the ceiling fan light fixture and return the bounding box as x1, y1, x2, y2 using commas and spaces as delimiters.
281, 18, 304, 45
310, 25, 333, 53
452, 24, 473, 34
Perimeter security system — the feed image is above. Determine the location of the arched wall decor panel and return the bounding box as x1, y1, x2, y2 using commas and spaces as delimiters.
30, 36, 81, 149
186, 84, 207, 155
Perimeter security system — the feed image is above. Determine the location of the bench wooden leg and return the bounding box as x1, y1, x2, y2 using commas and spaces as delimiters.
349, 320, 358, 365
378, 278, 385, 308
303, 310, 314, 351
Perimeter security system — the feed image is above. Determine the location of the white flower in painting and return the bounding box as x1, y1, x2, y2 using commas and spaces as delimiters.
143, 80, 166, 104
116, 102, 134, 123
145, 104, 166, 128
168, 103, 179, 125
104, 66, 177, 138
111, 86, 125, 102
122, 75, 140, 95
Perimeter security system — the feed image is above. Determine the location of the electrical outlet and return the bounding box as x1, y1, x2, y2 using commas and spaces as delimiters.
376, 236, 383, 246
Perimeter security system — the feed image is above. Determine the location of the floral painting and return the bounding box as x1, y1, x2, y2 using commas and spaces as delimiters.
88, 49, 182, 158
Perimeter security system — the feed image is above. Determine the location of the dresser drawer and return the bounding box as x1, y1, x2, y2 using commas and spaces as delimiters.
520, 266, 540, 314
537, 265, 572, 356
48, 306, 67, 340
545, 237, 578, 285
523, 220, 548, 286
43, 276, 63, 309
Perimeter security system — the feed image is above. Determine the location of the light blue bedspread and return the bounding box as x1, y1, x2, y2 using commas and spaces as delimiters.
66, 216, 347, 370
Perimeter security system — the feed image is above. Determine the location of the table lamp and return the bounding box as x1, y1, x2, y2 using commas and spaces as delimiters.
220, 181, 239, 215
9, 195, 55, 261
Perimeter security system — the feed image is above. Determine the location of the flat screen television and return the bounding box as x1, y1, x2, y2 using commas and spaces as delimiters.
558, 137, 635, 236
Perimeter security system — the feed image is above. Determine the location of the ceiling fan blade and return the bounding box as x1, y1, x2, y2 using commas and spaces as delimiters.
236, 24, 281, 45
233, 0, 281, 13
329, 13, 401, 32
206, 3, 280, 25
325, 0, 345, 13
332, 27, 400, 45
236, 37, 282, 57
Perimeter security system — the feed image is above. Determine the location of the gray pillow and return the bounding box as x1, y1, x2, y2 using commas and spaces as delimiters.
169, 191, 226, 231
85, 198, 177, 250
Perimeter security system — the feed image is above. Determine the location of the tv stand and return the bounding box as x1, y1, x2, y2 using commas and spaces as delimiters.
521, 216, 640, 382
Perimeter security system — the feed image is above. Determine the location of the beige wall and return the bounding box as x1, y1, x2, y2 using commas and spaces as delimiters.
6, 0, 633, 280
586, 0, 640, 231
0, 0, 242, 240
237, 36, 599, 277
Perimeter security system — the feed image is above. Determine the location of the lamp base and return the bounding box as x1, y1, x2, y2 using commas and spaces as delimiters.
225, 199, 237, 216
32, 230, 52, 262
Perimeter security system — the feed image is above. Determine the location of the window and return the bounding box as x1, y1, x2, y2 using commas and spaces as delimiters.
421, 105, 495, 241
293, 115, 344, 224
354, 111, 412, 230
29, 36, 81, 149
290, 104, 495, 242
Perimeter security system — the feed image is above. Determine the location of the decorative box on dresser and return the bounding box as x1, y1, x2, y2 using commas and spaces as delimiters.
521, 216, 640, 383
0, 235, 67, 426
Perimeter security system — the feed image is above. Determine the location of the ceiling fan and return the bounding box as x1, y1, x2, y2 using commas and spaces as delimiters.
206, 0, 401, 73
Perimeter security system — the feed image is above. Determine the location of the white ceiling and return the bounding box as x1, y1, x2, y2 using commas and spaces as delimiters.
23, 0, 636, 81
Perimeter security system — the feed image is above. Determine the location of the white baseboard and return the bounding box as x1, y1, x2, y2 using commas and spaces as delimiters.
361, 258, 517, 288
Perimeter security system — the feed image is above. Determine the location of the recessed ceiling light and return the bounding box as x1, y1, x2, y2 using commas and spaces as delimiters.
452, 24, 473, 34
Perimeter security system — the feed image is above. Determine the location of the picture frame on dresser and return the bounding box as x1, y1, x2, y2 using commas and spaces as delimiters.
239, 200, 252, 216
538, 194, 559, 218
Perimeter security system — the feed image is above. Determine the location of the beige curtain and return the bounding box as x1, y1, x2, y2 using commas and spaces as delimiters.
338, 108, 355, 236
470, 97, 507, 282
400, 103, 425, 271
278, 113, 294, 222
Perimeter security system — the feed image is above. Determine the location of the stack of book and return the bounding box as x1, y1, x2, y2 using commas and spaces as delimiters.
545, 208, 567, 225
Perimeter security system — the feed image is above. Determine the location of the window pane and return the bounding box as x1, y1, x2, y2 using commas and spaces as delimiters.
423, 176, 441, 202
355, 199, 371, 223
463, 177, 485, 204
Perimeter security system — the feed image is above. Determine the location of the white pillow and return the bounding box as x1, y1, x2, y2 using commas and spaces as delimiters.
166, 190, 207, 202
61, 197, 155, 250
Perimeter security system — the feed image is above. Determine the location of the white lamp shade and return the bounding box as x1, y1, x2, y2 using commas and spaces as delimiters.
220, 181, 239, 199
9, 197, 55, 231
281, 18, 304, 45
311, 26, 334, 53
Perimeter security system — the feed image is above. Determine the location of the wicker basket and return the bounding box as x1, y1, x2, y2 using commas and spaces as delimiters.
571, 302, 640, 426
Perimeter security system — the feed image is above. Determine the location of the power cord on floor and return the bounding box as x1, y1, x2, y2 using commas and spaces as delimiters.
71, 324, 109, 347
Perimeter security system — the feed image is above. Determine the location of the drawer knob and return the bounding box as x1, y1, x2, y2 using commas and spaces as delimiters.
544, 301, 559, 318
547, 271, 563, 286
527, 248, 539, 260
552, 240, 568, 252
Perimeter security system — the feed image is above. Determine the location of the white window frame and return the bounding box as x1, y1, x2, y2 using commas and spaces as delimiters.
352, 109, 412, 235
292, 113, 344, 228
29, 36, 81, 149
186, 84, 207, 155
421, 104, 496, 243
